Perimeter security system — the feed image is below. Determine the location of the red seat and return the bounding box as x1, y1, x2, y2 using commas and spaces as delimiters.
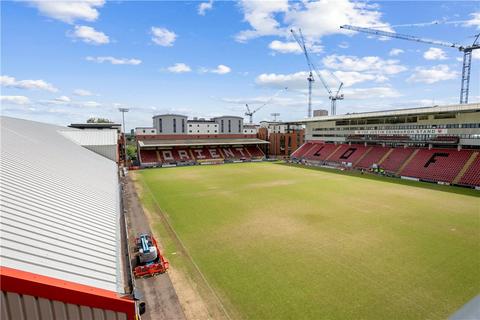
400, 149, 472, 183
140, 150, 159, 164
355, 147, 390, 169
327, 144, 369, 164
380, 148, 414, 173
459, 153, 480, 187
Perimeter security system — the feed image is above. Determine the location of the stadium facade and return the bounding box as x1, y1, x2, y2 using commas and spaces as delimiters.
0, 117, 136, 319
290, 103, 480, 188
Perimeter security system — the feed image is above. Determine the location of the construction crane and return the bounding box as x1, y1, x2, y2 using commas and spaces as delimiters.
245, 87, 287, 123
340, 24, 480, 104
291, 28, 344, 117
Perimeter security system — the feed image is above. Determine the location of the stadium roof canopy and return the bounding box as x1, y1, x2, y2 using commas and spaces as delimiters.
59, 129, 118, 146
138, 138, 269, 148
0, 117, 125, 293
291, 103, 480, 123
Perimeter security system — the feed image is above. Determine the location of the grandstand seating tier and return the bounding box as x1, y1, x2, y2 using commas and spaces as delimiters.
355, 146, 390, 169
140, 145, 265, 165
294, 142, 480, 187
459, 153, 480, 187
399, 149, 473, 183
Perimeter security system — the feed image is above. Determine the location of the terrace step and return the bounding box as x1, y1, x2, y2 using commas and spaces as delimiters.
354, 146, 373, 167
325, 144, 343, 161
377, 148, 393, 165
453, 151, 479, 185
397, 148, 419, 175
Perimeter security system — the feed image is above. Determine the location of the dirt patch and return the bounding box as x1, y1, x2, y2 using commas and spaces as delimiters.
247, 179, 296, 188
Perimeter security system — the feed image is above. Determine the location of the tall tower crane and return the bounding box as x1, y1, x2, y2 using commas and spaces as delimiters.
291, 28, 344, 117
340, 25, 480, 104
244, 87, 288, 123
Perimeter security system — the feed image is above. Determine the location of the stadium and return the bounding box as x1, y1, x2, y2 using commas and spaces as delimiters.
1, 1, 480, 320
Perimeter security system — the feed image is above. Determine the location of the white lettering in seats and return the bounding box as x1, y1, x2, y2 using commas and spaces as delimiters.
178, 150, 189, 160
236, 148, 245, 156
223, 148, 234, 157
162, 150, 174, 161
209, 149, 219, 158
194, 149, 205, 159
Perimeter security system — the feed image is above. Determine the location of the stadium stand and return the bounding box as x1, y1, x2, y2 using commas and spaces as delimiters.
399, 149, 473, 183
138, 145, 266, 165
288, 103, 480, 188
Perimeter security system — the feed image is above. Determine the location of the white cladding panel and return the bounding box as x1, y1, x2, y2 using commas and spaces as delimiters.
0, 117, 124, 293
59, 129, 118, 146
1, 291, 127, 320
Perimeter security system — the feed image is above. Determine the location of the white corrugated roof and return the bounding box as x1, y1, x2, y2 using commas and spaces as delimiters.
0, 117, 124, 293
59, 129, 118, 146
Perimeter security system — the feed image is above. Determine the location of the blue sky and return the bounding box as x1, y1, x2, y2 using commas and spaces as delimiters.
1, 0, 479, 129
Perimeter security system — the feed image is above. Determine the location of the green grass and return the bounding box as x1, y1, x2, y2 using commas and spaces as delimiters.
135, 162, 480, 320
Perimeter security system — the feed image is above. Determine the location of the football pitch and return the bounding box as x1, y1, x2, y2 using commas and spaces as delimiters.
134, 162, 480, 320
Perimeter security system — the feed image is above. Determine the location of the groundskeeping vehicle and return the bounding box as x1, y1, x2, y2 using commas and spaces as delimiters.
133, 233, 169, 278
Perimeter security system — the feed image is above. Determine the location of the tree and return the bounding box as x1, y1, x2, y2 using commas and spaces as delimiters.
87, 117, 113, 123
126, 144, 137, 161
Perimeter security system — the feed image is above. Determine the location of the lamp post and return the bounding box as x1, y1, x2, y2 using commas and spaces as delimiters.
119, 108, 129, 166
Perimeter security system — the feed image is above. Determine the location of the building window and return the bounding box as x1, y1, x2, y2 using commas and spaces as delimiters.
173, 118, 177, 133
189, 130, 192, 133
238, 120, 241, 132
159, 119, 162, 133
221, 120, 224, 133
182, 119, 185, 132
228, 120, 231, 133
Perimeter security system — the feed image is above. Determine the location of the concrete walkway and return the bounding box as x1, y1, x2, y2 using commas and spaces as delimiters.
122, 175, 186, 320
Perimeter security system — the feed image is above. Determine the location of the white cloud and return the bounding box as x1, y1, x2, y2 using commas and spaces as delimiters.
423, 47, 447, 60
333, 71, 387, 87
269, 40, 302, 54
338, 42, 349, 49
27, 0, 105, 24
389, 48, 404, 56
211, 64, 231, 74
82, 101, 101, 107
235, 0, 289, 42
86, 56, 142, 65
256, 69, 385, 90
474, 50, 480, 60
70, 25, 109, 44
236, 0, 391, 44
151, 27, 177, 47
322, 55, 407, 75
343, 87, 401, 99
198, 0, 213, 16
73, 89, 93, 96
1, 95, 31, 105
0, 75, 58, 92
199, 65, 232, 74
55, 96, 71, 103
464, 12, 480, 29
256, 71, 308, 90
167, 63, 192, 73
407, 65, 458, 84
